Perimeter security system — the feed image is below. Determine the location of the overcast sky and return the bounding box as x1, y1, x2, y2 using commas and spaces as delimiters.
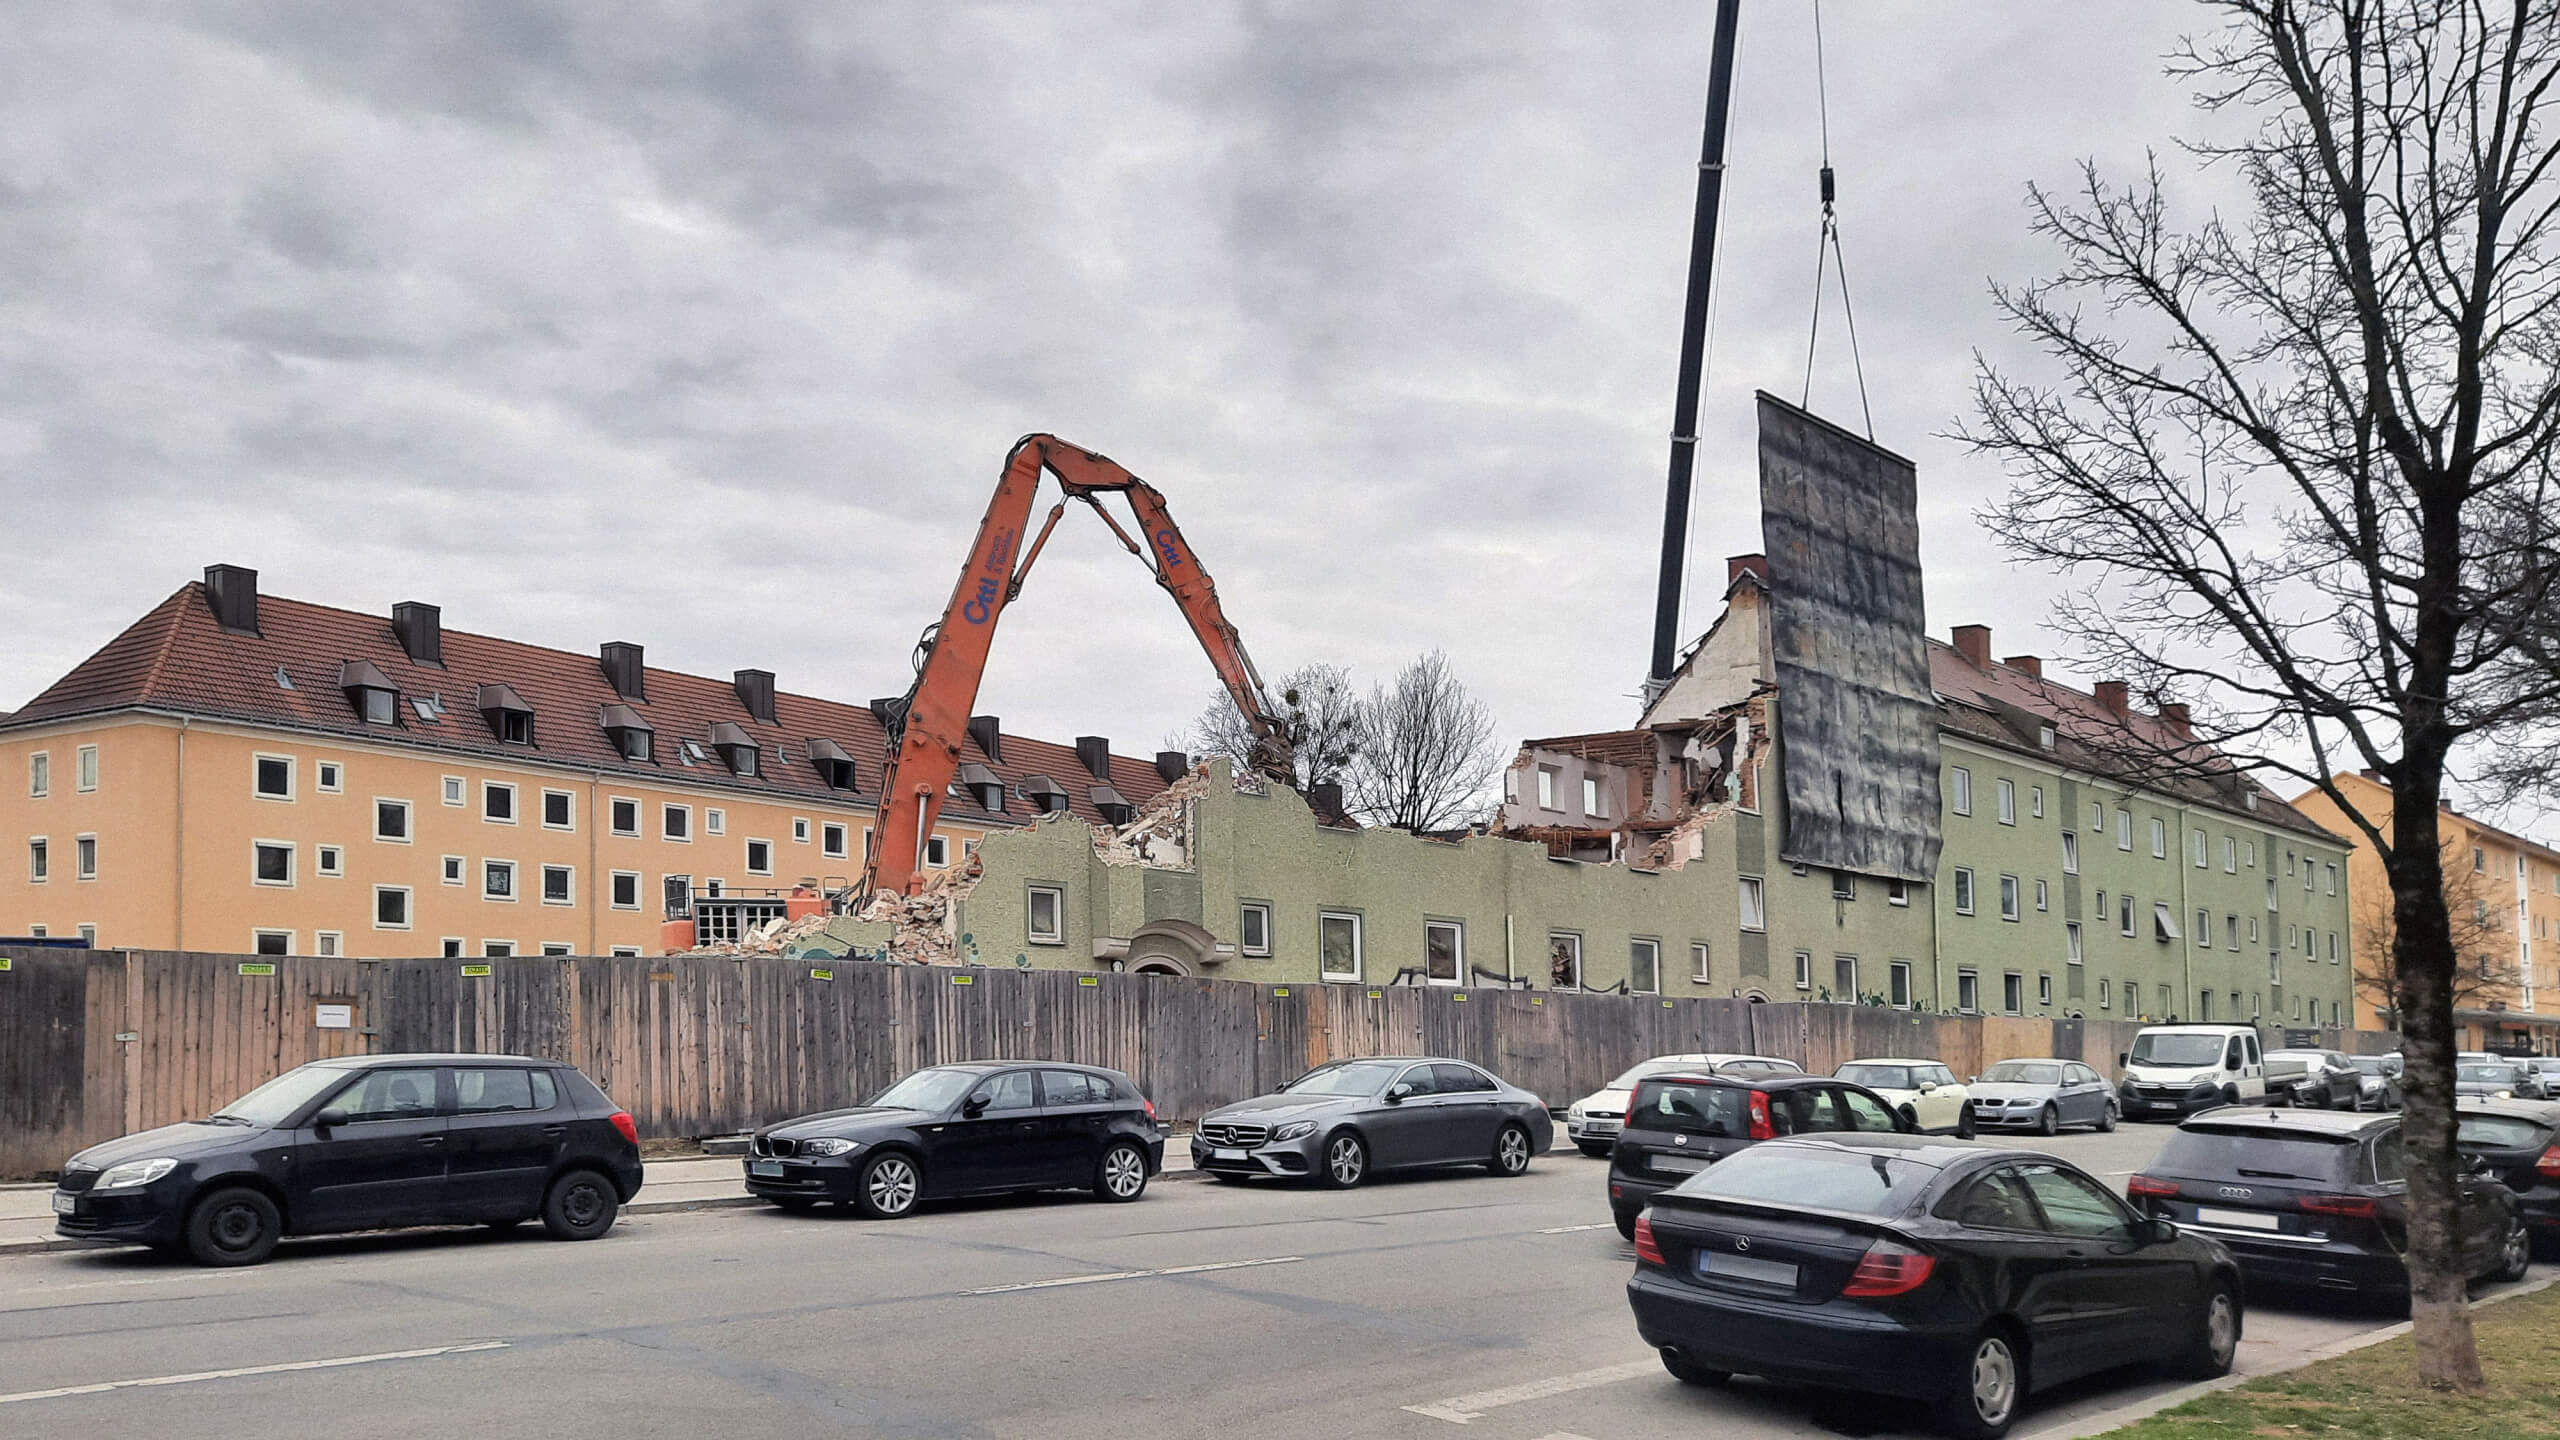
3, 2, 2228, 767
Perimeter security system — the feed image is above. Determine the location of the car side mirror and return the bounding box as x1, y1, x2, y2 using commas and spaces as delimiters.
961, 1097, 989, 1119
2144, 1216, 2180, 1246
313, 1107, 350, 1132
1917, 1080, 1937, 1093
1386, 1084, 1413, 1104
2118, 1052, 2130, 1067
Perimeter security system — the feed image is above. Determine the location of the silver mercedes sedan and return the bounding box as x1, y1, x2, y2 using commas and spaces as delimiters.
1192, 1056, 1554, 1188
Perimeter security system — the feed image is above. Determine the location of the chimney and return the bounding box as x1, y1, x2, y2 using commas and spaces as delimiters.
2095, 680, 2130, 716
392, 601, 442, 666
1726, 553, 1768, 587
2002, 654, 2042, 679
967, 715, 1002, 761
204, 564, 260, 635
599, 641, 645, 701
1075, 736, 1112, 779
733, 669, 776, 725
1952, 624, 1992, 669
1154, 750, 1190, 783
2159, 702, 2193, 738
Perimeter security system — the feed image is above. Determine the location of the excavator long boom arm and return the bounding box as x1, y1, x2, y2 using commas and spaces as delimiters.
863, 434, 1293, 900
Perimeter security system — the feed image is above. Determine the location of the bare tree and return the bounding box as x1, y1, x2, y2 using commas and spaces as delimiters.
2351, 835, 2507, 1024
1173, 662, 1362, 792
1964, 0, 2560, 1386
1346, 650, 1504, 833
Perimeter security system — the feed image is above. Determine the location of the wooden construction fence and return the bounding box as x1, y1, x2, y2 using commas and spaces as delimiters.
0, 945, 2365, 1180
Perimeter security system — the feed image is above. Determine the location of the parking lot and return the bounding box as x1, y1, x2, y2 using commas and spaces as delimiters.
0, 1123, 2524, 1440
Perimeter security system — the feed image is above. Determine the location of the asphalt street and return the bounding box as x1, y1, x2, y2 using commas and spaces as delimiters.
0, 1124, 2516, 1440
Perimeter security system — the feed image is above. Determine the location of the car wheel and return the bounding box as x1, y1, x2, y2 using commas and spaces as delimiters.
1488, 1124, 1534, 1177
2222, 1086, 2242, 1110
2494, 1218, 2533, 1283
1659, 1347, 1730, 1387
1577, 1142, 1612, 1159
1936, 1328, 2024, 1440
183, 1186, 281, 1267
1095, 1141, 1150, 1203
1900, 1104, 1921, 1131
1956, 1107, 1978, 1140
2036, 1104, 2059, 1138
769, 1196, 821, 1214
1316, 1131, 1367, 1189
852, 1151, 923, 1219
2097, 1100, 2118, 1133
541, 1169, 620, 1241
2177, 1281, 2241, 1379
1615, 1210, 1637, 1241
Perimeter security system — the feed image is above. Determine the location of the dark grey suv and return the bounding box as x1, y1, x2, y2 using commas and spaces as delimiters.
1193, 1057, 1553, 1188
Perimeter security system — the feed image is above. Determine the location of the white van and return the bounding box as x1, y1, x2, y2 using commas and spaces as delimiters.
2116, 1024, 2296, 1119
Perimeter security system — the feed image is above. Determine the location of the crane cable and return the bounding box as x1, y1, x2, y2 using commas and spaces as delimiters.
1799, 0, 1875, 440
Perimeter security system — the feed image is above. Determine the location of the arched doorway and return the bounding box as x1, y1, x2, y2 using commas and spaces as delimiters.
1125, 918, 1218, 976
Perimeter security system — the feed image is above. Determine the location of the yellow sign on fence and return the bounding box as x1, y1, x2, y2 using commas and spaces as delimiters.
461, 964, 492, 978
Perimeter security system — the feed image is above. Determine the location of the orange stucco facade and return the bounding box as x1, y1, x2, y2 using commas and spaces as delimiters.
1, 713, 987, 958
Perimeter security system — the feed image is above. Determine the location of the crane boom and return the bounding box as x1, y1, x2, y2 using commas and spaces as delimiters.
862, 433, 1293, 900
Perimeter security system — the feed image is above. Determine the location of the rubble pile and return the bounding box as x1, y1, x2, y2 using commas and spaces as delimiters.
1093, 766, 1209, 867
688, 912, 837, 957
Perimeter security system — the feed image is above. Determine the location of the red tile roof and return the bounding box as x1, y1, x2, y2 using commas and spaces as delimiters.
4, 580, 1175, 828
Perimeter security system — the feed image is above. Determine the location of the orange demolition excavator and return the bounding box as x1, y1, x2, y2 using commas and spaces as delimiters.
859, 434, 1296, 901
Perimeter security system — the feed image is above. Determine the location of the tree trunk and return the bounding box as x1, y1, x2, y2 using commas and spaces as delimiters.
2386, 764, 2483, 1391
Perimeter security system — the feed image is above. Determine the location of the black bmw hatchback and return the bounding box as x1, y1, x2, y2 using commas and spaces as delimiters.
54, 1054, 644, 1266
1628, 1134, 2240, 1439
746, 1062, 1164, 1217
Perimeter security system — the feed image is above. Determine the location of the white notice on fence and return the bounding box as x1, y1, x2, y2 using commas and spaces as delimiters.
314, 1004, 353, 1030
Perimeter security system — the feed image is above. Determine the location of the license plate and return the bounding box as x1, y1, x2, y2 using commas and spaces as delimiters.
1654, 1154, 1709, 1174
748, 1161, 784, 1178
1214, 1148, 1246, 1161
2196, 1206, 2281, 1231
1696, 1252, 1797, 1289
51, 1193, 74, 1215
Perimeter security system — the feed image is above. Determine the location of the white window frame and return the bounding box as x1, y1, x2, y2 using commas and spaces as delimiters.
792, 817, 811, 844
484, 859, 518, 903
1739, 876, 1766, 932
2150, 817, 2168, 858
822, 822, 849, 859
610, 870, 642, 911
28, 836, 48, 883
2062, 832, 2080, 874
253, 752, 295, 801
1426, 919, 1466, 985
442, 775, 466, 807
2116, 809, 2133, 850
1690, 941, 1712, 984
483, 781, 518, 825
610, 947, 642, 958
1997, 777, 2016, 825
2038, 973, 2054, 1008
1240, 901, 1273, 957
1582, 774, 1603, 819
2099, 977, 2112, 1009
483, 940, 516, 959
1536, 766, 1558, 810
1951, 767, 1973, 816
926, 835, 950, 868
1887, 877, 1911, 907
2197, 908, 2213, 947
316, 844, 343, 878
1629, 936, 1661, 995
1957, 969, 1981, 1014
541, 789, 576, 831
1889, 960, 1914, 1009
1548, 930, 1584, 990
2120, 893, 2137, 937
2065, 921, 2083, 965
1320, 910, 1365, 982
663, 804, 692, 843
2030, 785, 2045, 818
441, 938, 465, 958
745, 838, 775, 876
2034, 877, 2049, 911
373, 885, 413, 931
442, 854, 466, 887
1953, 867, 1976, 916
1027, 884, 1066, 945
252, 929, 294, 957
316, 930, 343, 958
315, 759, 341, 794
610, 797, 641, 837
75, 744, 99, 793
541, 864, 575, 907
1998, 874, 2021, 922
2003, 972, 2025, 1015
28, 750, 49, 797
1793, 950, 1814, 991
2325, 862, 2339, 895
706, 807, 727, 836
75, 834, 97, 882
374, 797, 413, 844
541, 942, 575, 957
2224, 836, 2238, 873
76, 923, 94, 946
2191, 828, 2208, 867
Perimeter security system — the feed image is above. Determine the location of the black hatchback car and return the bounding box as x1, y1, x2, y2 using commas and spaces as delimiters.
1628, 1135, 2240, 1440
2127, 1107, 2530, 1304
1609, 1072, 1912, 1239
745, 1062, 1164, 1218
2456, 1097, 2560, 1252
54, 1054, 643, 1266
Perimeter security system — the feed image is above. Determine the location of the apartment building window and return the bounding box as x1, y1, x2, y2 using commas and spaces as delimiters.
2198, 990, 2214, 1020
1832, 954, 1858, 1000
2066, 921, 2083, 966
317, 845, 342, 878
1739, 876, 1766, 931
2090, 801, 2105, 833
374, 799, 411, 843
254, 931, 291, 957
2244, 840, 2257, 867
76, 835, 96, 881
706, 808, 726, 836
2151, 818, 2168, 858
610, 947, 641, 958
2325, 862, 2339, 895
2030, 785, 2045, 818
1887, 878, 1911, 907
1536, 766, 1557, 810
75, 745, 98, 793
2159, 984, 2173, 1015
792, 818, 810, 844
1957, 969, 1981, 1013
602, 798, 636, 837
1889, 960, 1913, 1008
374, 886, 412, 930
485, 942, 516, 959
1027, 885, 1065, 945
316, 932, 342, 958
443, 855, 464, 886
2116, 809, 2133, 850
2267, 878, 2278, 908
2227, 914, 2240, 949
443, 776, 465, 806
2038, 974, 2054, 1008
542, 865, 573, 905
485, 860, 516, 901
2249, 916, 2260, 945
72, 925, 92, 946
255, 755, 293, 800
2196, 909, 2212, 946
664, 805, 691, 842
822, 822, 848, 859
1831, 871, 1856, 901
28, 838, 47, 883
611, 871, 641, 910
2191, 829, 2208, 867
1793, 950, 1814, 991
484, 782, 516, 823
745, 840, 774, 876
926, 835, 949, 867
1997, 778, 2016, 825
1427, 920, 1465, 983
1583, 775, 1604, 818
1550, 931, 1584, 989
2003, 973, 2024, 1015
542, 790, 574, 829
2288, 923, 2300, 950
1241, 902, 1272, 957
2304, 863, 2314, 893
1691, 942, 1712, 984
2062, 832, 2080, 874
2328, 932, 2341, 963
539, 943, 574, 957
2476, 846, 2489, 873
1951, 767, 1973, 816
1320, 912, 1364, 981
2034, 878, 2050, 911
315, 761, 341, 794
2120, 893, 2136, 937
28, 751, 48, 797
442, 938, 464, 957
2224, 836, 2238, 873
1631, 938, 1661, 995
2099, 978, 2112, 1009
1953, 868, 1976, 915
1999, 874, 2021, 922
2096, 889, 2107, 919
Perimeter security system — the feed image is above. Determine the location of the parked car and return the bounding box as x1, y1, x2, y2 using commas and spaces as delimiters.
1193, 1056, 1551, 1189
2118, 1024, 2293, 1118
2346, 1054, 2404, 1110
1965, 1059, 2117, 1135
2455, 1098, 2560, 1254
1608, 1072, 1910, 1240
2126, 1107, 2529, 1306
2523, 1058, 2560, 1096
53, 1053, 642, 1266
1835, 1059, 1974, 1136
2266, 1050, 2363, 1109
1627, 1134, 2240, 1440
746, 1062, 1162, 1217
1565, 1054, 1802, 1157
2456, 1060, 2549, 1101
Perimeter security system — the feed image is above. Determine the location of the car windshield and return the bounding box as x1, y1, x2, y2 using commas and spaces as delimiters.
2153, 1128, 2356, 1183
210, 1064, 358, 1127
2129, 1033, 2227, 1066
2458, 1114, 2550, 1149
2460, 1064, 2525, 1083
1283, 1061, 1404, 1097
1837, 1064, 1914, 1090
2349, 1057, 2395, 1075
1675, 1143, 1936, 1216
1609, 1058, 1712, 1089
867, 1068, 983, 1112
1981, 1062, 2062, 1085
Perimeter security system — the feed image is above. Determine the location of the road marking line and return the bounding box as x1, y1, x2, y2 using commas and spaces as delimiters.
1537, 1223, 1616, 1234
960, 1256, 1301, 1296
0, 1340, 510, 1406
1402, 1359, 1660, 1423
0, 1271, 256, 1299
